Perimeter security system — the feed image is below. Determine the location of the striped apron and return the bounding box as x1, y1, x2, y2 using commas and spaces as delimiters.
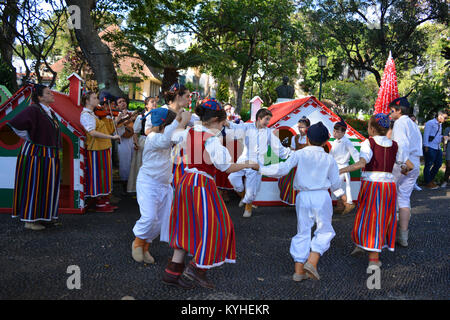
169, 172, 236, 269
12, 140, 60, 222
352, 180, 397, 252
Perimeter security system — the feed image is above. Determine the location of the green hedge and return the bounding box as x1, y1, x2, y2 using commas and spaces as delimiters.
345, 118, 369, 138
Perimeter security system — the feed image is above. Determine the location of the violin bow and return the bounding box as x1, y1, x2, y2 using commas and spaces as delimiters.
107, 99, 121, 144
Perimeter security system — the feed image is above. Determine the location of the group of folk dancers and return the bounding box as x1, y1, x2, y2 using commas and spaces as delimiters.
8, 83, 421, 289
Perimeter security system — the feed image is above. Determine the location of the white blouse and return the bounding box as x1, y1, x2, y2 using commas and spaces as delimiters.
80, 108, 97, 132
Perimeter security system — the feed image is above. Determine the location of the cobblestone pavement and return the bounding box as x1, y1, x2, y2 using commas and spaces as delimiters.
0, 185, 448, 300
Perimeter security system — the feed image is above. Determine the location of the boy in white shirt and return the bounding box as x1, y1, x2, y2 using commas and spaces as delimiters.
131, 108, 191, 264
260, 122, 345, 282
389, 97, 424, 247
226, 108, 292, 218
329, 120, 360, 214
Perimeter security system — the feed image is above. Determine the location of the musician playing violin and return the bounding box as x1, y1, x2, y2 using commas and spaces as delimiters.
80, 91, 121, 213
115, 96, 136, 195
126, 96, 158, 194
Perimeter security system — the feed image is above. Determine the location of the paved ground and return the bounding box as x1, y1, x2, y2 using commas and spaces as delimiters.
0, 185, 448, 300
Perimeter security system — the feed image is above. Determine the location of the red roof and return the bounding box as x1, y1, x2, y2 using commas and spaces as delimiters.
268, 96, 316, 127
49, 89, 84, 135
267, 96, 366, 141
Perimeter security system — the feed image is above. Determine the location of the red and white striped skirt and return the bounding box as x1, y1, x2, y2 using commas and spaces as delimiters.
169, 172, 236, 268
352, 180, 397, 252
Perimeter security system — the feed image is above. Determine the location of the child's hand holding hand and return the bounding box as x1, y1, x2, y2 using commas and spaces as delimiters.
180, 110, 192, 125
246, 160, 259, 171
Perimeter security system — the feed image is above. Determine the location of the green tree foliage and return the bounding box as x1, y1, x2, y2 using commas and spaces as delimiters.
300, 0, 449, 86
216, 80, 230, 103
105, 0, 204, 93
311, 76, 378, 114
190, 0, 304, 112
397, 23, 449, 121
300, 43, 347, 93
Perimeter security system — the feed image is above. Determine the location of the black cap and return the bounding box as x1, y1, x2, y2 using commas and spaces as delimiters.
389, 97, 410, 109
334, 118, 347, 130
307, 121, 329, 144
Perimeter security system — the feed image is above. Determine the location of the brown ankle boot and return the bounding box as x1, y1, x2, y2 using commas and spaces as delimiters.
162, 260, 194, 289
183, 261, 215, 289
333, 199, 344, 214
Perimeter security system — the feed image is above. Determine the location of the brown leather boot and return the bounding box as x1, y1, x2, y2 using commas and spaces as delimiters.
342, 202, 356, 215
183, 261, 215, 289
333, 199, 345, 214
162, 260, 194, 289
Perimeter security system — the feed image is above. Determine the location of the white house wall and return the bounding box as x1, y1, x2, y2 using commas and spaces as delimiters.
0, 157, 17, 189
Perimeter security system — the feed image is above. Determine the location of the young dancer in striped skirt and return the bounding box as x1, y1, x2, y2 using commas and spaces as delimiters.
162, 98, 259, 289
278, 116, 310, 206
80, 92, 121, 213
340, 114, 403, 268
8, 85, 61, 231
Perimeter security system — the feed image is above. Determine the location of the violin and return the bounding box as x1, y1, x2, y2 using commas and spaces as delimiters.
116, 110, 139, 128
94, 105, 121, 118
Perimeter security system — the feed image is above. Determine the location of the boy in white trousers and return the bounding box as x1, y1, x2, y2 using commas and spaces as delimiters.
260, 122, 345, 281
389, 97, 424, 247
131, 108, 191, 264
329, 120, 360, 214
226, 108, 291, 217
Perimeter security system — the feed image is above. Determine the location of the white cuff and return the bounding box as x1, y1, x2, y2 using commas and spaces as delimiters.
333, 188, 345, 198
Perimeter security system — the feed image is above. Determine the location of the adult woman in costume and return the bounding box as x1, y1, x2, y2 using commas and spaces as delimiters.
8, 85, 61, 230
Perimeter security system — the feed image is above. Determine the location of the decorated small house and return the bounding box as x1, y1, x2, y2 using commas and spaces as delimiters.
253, 96, 366, 206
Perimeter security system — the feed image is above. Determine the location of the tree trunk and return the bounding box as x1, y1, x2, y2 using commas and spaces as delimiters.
235, 64, 250, 114
0, 0, 19, 92
65, 0, 124, 97
162, 67, 179, 94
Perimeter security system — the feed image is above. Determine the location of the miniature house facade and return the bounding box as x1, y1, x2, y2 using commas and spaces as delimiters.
253, 96, 366, 206
0, 73, 87, 214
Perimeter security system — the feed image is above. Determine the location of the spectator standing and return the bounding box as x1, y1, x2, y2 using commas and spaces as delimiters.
422, 110, 448, 189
